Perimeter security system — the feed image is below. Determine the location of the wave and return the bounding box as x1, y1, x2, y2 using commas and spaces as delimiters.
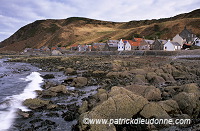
0, 72, 43, 131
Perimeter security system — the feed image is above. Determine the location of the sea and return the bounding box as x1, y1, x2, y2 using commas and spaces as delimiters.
0, 58, 43, 130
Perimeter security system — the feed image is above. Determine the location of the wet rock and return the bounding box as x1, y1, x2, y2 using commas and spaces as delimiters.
23, 98, 50, 109
47, 104, 58, 110
150, 76, 165, 86
35, 90, 43, 96
172, 69, 186, 80
78, 101, 88, 114
106, 72, 120, 77
98, 93, 108, 103
130, 68, 146, 75
155, 68, 164, 75
159, 73, 175, 83
133, 74, 147, 85
140, 102, 171, 119
63, 77, 74, 84
175, 114, 191, 127
46, 112, 60, 117
146, 72, 157, 81
17, 109, 31, 118
182, 83, 200, 94
112, 60, 123, 71
62, 111, 76, 121
42, 81, 56, 89
162, 86, 181, 97
42, 74, 55, 79
173, 92, 200, 118
92, 70, 107, 77
119, 71, 131, 78
64, 68, 76, 75
57, 66, 65, 71
71, 77, 88, 87
40, 90, 57, 97
144, 87, 161, 101
158, 99, 180, 114
48, 85, 68, 94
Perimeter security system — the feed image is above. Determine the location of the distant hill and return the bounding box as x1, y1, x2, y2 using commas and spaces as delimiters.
0, 9, 200, 52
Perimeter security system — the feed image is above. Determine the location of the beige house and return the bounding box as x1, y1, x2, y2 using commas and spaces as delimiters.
172, 34, 186, 47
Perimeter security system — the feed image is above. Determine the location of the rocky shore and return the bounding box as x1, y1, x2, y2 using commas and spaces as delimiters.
7, 55, 200, 131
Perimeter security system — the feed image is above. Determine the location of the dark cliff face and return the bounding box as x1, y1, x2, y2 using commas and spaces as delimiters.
0, 9, 200, 52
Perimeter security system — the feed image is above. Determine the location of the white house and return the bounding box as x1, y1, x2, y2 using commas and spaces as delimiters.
193, 37, 200, 46
172, 34, 186, 47
164, 40, 181, 51
124, 40, 131, 51
118, 39, 124, 51
52, 50, 62, 55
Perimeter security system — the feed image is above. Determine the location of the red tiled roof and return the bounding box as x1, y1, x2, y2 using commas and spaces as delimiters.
51, 47, 57, 50
70, 44, 78, 47
123, 38, 143, 46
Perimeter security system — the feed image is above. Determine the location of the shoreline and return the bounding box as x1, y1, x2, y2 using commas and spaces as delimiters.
3, 55, 200, 130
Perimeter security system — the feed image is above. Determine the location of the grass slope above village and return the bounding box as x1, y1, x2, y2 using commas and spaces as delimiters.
0, 9, 200, 53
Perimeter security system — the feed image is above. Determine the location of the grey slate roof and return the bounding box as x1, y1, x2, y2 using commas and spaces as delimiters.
107, 40, 119, 47
179, 27, 196, 42
145, 40, 154, 45
171, 42, 181, 46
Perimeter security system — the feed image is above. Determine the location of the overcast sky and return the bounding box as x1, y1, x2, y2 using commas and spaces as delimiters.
0, 0, 199, 42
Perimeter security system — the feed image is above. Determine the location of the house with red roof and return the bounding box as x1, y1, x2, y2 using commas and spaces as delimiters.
121, 38, 143, 50
70, 44, 78, 51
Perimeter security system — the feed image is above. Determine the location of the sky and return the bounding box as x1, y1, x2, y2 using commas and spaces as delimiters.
0, 0, 199, 42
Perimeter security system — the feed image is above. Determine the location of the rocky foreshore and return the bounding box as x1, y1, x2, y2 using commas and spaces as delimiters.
7, 55, 200, 131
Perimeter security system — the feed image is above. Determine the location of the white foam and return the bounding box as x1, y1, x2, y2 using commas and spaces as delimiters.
0, 72, 43, 130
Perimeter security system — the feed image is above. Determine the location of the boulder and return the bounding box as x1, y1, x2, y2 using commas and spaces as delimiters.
130, 69, 146, 75
162, 64, 174, 74
162, 86, 181, 97
79, 87, 148, 131
42, 74, 55, 79
119, 71, 131, 78
95, 88, 108, 103
133, 74, 147, 85
71, 77, 88, 87
155, 68, 164, 75
64, 68, 76, 75
182, 83, 200, 94
144, 87, 161, 101
140, 102, 171, 119
17, 109, 30, 118
78, 101, 88, 114
41, 90, 57, 97
48, 85, 68, 94
172, 69, 186, 80
92, 70, 107, 77
125, 85, 161, 101
175, 114, 191, 127
173, 92, 200, 118
158, 99, 180, 114
159, 73, 175, 83
47, 104, 58, 110
150, 76, 165, 86
146, 72, 157, 81
23, 98, 50, 109
57, 66, 65, 71
106, 72, 120, 77
42, 81, 56, 89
